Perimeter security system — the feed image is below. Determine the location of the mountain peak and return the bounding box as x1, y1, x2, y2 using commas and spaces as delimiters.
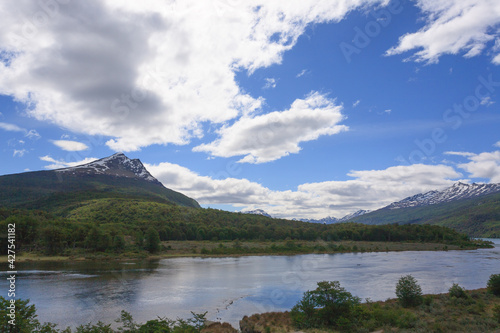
56, 153, 160, 184
387, 181, 500, 210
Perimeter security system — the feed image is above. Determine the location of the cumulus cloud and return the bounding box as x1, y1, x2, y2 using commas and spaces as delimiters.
0, 0, 388, 153
457, 150, 500, 183
386, 0, 500, 64
147, 161, 461, 219
51, 140, 89, 151
193, 92, 348, 163
40, 155, 98, 170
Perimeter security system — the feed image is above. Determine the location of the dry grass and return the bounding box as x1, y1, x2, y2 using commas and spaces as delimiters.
237, 289, 500, 333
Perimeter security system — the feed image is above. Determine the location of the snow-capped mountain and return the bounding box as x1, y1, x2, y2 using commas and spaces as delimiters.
242, 209, 273, 218
299, 216, 339, 224
338, 210, 371, 222
300, 210, 370, 224
56, 153, 160, 184
386, 182, 500, 210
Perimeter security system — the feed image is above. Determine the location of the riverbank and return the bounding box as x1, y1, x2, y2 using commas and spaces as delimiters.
234, 288, 500, 332
3, 239, 492, 262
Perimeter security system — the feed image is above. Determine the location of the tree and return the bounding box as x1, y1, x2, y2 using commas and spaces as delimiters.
487, 273, 500, 296
41, 225, 65, 255
290, 281, 361, 329
144, 227, 161, 253
396, 275, 423, 307
135, 230, 144, 248
113, 234, 126, 252
448, 283, 468, 299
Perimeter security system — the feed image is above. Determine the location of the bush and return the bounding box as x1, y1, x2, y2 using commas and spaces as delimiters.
493, 304, 500, 323
395, 275, 423, 307
449, 283, 468, 299
290, 281, 361, 329
487, 274, 500, 296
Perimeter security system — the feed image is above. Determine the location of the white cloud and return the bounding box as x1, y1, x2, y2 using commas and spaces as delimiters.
444, 151, 477, 157
25, 129, 40, 140
263, 78, 277, 89
386, 0, 500, 64
13, 149, 28, 157
0, 122, 40, 139
352, 100, 360, 107
495, 141, 500, 148
480, 96, 495, 106
40, 155, 98, 170
51, 140, 89, 151
193, 92, 347, 163
147, 161, 461, 219
0, 0, 388, 153
0, 122, 25, 132
296, 69, 308, 77
457, 150, 500, 183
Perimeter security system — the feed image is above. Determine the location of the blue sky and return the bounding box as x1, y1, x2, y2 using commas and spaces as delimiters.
0, 0, 499, 219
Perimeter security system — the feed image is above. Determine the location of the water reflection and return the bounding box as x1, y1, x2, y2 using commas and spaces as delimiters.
1, 243, 498, 329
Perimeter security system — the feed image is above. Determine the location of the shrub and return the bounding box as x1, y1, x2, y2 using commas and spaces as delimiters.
290, 281, 361, 329
487, 274, 500, 296
449, 283, 468, 299
395, 275, 423, 307
493, 304, 500, 323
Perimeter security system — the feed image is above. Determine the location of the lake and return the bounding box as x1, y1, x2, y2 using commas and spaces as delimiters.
2, 239, 499, 329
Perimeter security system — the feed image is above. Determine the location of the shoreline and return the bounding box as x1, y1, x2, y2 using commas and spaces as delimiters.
3, 239, 492, 263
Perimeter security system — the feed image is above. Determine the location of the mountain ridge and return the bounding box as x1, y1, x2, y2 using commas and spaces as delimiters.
0, 153, 201, 211
386, 182, 500, 210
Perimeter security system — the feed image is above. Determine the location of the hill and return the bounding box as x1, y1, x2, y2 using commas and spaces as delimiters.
349, 183, 500, 237
0, 153, 200, 213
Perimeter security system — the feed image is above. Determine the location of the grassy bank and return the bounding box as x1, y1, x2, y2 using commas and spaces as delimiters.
238, 288, 500, 333
2, 239, 493, 262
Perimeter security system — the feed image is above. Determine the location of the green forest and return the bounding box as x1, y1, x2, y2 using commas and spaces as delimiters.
0, 197, 485, 256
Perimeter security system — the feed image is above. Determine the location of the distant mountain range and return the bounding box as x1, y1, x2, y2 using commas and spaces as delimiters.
245, 182, 500, 236
386, 182, 500, 210
349, 182, 500, 237
244, 209, 371, 224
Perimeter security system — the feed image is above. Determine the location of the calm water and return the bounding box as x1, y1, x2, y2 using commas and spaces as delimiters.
2, 240, 499, 329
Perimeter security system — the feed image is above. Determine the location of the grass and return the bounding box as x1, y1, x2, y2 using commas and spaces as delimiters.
239, 288, 500, 332
2, 239, 481, 262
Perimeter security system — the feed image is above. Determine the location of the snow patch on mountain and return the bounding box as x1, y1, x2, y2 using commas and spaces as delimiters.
56, 153, 160, 183
242, 209, 272, 218
338, 210, 371, 222
387, 182, 500, 210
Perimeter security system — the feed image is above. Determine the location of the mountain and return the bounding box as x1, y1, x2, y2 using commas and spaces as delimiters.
0, 153, 200, 212
242, 209, 272, 218
338, 210, 371, 222
349, 182, 500, 237
386, 182, 500, 210
299, 216, 338, 224
56, 153, 160, 184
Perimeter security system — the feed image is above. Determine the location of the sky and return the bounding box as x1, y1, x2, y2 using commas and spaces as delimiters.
0, 0, 499, 219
